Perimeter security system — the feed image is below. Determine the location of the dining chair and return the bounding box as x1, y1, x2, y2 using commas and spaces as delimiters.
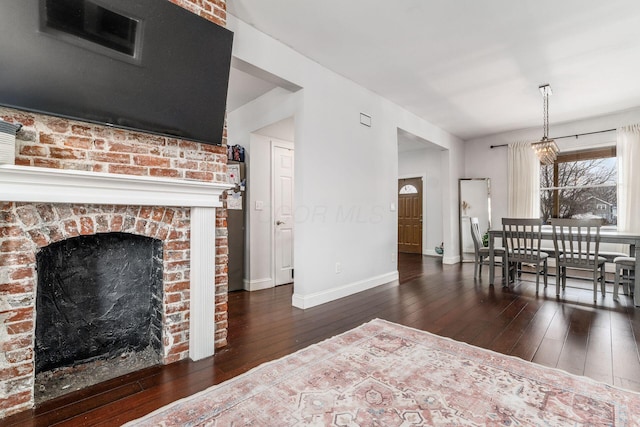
550, 218, 606, 302
501, 218, 548, 293
470, 217, 506, 279
613, 256, 635, 299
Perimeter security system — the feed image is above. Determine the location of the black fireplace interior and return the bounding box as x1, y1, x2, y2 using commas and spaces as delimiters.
35, 232, 163, 374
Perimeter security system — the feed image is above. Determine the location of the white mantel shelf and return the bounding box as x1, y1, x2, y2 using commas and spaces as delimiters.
0, 164, 232, 207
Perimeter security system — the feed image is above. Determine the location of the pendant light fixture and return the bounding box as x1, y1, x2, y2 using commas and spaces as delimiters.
531, 84, 559, 165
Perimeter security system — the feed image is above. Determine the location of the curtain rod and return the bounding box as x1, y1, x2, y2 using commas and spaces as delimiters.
489, 128, 616, 149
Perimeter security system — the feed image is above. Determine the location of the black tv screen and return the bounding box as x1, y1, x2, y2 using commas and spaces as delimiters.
0, 0, 233, 146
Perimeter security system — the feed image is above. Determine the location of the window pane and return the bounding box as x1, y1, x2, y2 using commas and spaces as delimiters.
557, 187, 617, 224
557, 158, 616, 187
399, 184, 418, 194
539, 152, 617, 225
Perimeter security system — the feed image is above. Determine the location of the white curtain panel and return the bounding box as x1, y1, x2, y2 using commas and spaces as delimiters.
507, 141, 540, 218
617, 124, 640, 233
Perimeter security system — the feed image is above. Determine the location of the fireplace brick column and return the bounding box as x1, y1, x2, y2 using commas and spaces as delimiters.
0, 0, 230, 418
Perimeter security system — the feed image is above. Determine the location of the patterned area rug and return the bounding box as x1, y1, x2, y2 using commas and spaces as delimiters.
126, 319, 640, 426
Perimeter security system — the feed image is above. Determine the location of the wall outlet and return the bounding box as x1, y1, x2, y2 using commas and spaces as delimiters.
335, 262, 342, 274
255, 200, 264, 210
391, 252, 396, 263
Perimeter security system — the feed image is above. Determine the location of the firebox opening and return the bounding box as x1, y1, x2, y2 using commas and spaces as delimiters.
34, 232, 163, 403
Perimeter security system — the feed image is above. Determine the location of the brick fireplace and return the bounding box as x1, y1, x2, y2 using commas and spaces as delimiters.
0, 118, 230, 416
0, 0, 230, 417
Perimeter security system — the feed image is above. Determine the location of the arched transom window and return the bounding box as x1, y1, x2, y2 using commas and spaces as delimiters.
399, 184, 418, 195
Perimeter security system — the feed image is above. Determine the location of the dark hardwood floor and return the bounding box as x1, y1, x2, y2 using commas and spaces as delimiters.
5, 254, 640, 426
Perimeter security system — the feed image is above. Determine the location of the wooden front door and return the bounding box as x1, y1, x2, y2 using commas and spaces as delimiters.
398, 177, 423, 254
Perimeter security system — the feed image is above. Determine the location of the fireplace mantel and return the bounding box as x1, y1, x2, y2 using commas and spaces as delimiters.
0, 164, 232, 207
1, 164, 232, 362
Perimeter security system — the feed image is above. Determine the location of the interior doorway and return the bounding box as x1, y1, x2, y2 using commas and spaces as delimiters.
398, 177, 423, 254
273, 141, 294, 286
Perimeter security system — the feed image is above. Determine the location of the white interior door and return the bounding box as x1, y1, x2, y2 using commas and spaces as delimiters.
273, 144, 294, 285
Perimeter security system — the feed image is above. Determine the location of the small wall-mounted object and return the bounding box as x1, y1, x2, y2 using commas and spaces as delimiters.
227, 144, 245, 162
0, 120, 21, 165
360, 112, 372, 127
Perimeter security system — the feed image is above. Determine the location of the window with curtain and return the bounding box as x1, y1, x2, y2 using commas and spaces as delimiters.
540, 147, 617, 225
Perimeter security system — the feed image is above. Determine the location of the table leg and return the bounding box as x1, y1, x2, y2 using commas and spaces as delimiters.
634, 243, 639, 307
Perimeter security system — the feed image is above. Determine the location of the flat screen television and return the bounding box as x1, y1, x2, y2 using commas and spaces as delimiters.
0, 0, 233, 146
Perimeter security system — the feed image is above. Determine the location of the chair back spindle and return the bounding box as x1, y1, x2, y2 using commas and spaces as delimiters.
550, 218, 601, 268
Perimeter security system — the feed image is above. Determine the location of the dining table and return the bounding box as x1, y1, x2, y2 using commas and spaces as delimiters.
488, 227, 640, 307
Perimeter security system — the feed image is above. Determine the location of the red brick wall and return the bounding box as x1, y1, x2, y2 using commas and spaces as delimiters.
169, 0, 227, 25
0, 0, 228, 418
6, 110, 228, 181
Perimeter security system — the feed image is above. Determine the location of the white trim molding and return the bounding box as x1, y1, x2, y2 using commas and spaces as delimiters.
189, 207, 218, 361
244, 277, 274, 291
1, 164, 232, 361
292, 271, 399, 309
0, 164, 232, 207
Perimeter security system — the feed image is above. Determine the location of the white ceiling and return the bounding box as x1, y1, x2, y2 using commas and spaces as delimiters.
226, 0, 640, 141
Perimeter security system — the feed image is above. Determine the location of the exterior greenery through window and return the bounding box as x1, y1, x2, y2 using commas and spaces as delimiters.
540, 147, 617, 225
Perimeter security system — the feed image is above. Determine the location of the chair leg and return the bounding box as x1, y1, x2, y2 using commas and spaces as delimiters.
555, 265, 561, 296
507, 262, 518, 283
622, 268, 630, 295
593, 267, 598, 302
614, 264, 621, 299
473, 255, 479, 278
600, 266, 606, 297
543, 259, 548, 288
535, 267, 540, 295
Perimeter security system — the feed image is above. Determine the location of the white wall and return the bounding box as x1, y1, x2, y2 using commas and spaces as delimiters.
464, 106, 640, 226
227, 15, 465, 308
398, 147, 444, 256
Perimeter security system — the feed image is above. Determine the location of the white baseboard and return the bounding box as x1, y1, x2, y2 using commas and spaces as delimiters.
442, 255, 460, 264
244, 277, 273, 291
424, 249, 458, 264
291, 271, 399, 309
